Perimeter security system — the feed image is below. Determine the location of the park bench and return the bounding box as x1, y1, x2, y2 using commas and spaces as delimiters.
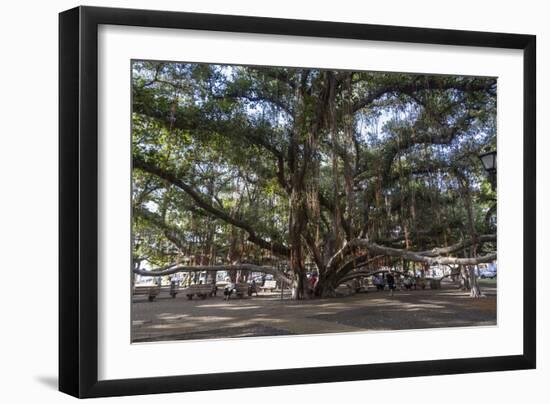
182, 284, 216, 300
416, 278, 427, 289
162, 282, 188, 298
259, 280, 277, 292
156, 285, 178, 298
407, 277, 436, 289
235, 283, 251, 298
223, 283, 251, 299
133, 285, 160, 302
226, 283, 252, 298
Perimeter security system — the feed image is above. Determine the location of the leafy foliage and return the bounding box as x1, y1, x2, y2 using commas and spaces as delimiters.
131, 61, 496, 283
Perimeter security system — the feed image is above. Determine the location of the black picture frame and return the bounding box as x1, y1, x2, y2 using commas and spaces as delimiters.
59, 5, 536, 398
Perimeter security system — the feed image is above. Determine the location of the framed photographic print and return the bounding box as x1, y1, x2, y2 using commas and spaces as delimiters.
59, 6, 536, 398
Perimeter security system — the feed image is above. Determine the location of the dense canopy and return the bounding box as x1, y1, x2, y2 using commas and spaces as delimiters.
131, 61, 497, 298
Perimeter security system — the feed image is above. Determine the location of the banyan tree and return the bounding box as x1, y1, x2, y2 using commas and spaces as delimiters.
131, 61, 497, 299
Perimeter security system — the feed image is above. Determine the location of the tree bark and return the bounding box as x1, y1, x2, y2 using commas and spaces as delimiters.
469, 266, 484, 297
348, 238, 496, 266
133, 263, 292, 285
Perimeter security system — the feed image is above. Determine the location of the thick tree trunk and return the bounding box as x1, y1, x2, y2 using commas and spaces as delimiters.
286, 70, 306, 300
457, 169, 485, 298
468, 266, 484, 298
342, 73, 356, 237
327, 72, 343, 251
459, 265, 470, 290
291, 271, 309, 300
314, 271, 338, 297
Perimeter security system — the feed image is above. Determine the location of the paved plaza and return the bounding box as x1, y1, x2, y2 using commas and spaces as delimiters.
132, 279, 496, 342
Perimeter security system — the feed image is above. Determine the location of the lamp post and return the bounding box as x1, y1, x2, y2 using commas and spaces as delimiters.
479, 151, 496, 190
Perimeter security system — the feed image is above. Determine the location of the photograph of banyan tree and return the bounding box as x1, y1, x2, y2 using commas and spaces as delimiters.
131, 60, 497, 343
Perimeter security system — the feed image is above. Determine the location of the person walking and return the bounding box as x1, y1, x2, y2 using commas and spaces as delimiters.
386, 272, 396, 296
170, 274, 179, 298
250, 279, 259, 296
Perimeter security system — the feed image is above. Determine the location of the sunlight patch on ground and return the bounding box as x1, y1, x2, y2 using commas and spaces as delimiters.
218, 305, 263, 310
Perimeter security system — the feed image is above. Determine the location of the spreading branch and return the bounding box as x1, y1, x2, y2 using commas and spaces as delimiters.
134, 156, 290, 257
417, 234, 496, 257
133, 263, 292, 285
352, 78, 495, 112
350, 239, 496, 265
326, 234, 496, 274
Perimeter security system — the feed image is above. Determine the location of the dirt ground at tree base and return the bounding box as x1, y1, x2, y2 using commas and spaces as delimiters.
132, 279, 497, 342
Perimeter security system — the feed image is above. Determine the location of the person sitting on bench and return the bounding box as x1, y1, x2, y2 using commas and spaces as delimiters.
224, 282, 236, 300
